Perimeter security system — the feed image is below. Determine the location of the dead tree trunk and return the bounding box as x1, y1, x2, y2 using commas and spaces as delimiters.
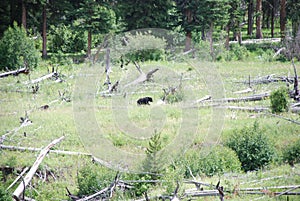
292, 59, 299, 101
0, 67, 29, 78
12, 136, 65, 201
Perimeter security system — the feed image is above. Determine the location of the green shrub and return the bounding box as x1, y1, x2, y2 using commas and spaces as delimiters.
231, 44, 250, 60
0, 22, 39, 70
283, 138, 300, 166
121, 31, 167, 62
0, 172, 12, 201
48, 24, 86, 54
182, 145, 241, 177
225, 122, 275, 172
77, 164, 115, 197
270, 87, 289, 113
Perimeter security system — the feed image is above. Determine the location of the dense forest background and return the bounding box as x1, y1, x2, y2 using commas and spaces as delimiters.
0, 0, 300, 67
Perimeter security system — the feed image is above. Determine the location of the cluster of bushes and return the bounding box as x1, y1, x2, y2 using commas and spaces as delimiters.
75, 121, 300, 198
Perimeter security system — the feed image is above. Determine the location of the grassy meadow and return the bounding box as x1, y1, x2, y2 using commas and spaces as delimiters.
1, 58, 300, 200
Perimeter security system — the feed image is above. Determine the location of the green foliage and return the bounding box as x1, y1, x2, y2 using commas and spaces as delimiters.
164, 90, 184, 104
48, 24, 86, 53
270, 87, 289, 113
283, 138, 300, 166
0, 22, 39, 70
143, 131, 164, 177
0, 186, 11, 201
225, 122, 275, 172
181, 146, 241, 177
116, 0, 175, 30
230, 44, 250, 61
121, 31, 167, 62
77, 164, 115, 197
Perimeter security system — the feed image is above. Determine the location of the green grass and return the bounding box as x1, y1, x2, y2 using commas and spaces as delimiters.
1, 58, 300, 200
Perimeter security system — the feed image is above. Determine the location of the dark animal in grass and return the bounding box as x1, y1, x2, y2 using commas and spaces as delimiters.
137, 97, 153, 105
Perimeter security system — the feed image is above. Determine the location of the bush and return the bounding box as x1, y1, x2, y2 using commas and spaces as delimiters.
181, 146, 241, 177
48, 24, 86, 53
77, 164, 115, 197
270, 87, 289, 113
0, 22, 39, 70
283, 138, 300, 166
121, 31, 167, 62
225, 122, 275, 172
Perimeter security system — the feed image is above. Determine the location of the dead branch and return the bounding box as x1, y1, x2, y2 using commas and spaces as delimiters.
275, 185, 300, 197
0, 67, 29, 78
12, 136, 65, 201
1, 112, 32, 144
264, 112, 300, 125
124, 61, 159, 88
6, 167, 29, 191
0, 144, 91, 156
26, 72, 58, 84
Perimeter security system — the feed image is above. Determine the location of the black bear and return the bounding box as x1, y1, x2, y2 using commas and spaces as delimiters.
137, 97, 153, 105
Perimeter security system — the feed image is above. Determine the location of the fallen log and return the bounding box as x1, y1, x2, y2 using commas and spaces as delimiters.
0, 144, 91, 156
26, 72, 58, 84
213, 92, 270, 103
0, 67, 29, 78
124, 61, 159, 88
12, 136, 65, 201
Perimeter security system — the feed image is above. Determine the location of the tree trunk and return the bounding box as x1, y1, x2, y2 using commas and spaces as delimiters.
247, 0, 254, 36
225, 25, 230, 50
184, 9, 192, 51
87, 30, 92, 58
208, 23, 214, 58
185, 31, 192, 52
256, 0, 263, 39
280, 0, 286, 40
271, 0, 275, 37
21, 0, 26, 29
42, 5, 47, 59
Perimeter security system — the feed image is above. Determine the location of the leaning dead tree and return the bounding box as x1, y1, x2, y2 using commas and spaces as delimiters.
292, 59, 299, 101
124, 61, 159, 88
0, 67, 29, 78
12, 136, 65, 201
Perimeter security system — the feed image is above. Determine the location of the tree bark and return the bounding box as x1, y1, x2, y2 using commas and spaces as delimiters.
256, 0, 263, 39
247, 0, 254, 36
184, 9, 192, 51
21, 0, 26, 29
271, 0, 275, 38
280, 0, 286, 40
87, 30, 92, 58
42, 4, 47, 59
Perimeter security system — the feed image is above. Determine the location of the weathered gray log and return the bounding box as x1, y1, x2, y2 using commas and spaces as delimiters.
215, 105, 269, 112
12, 136, 65, 201
239, 185, 300, 191
124, 61, 159, 88
275, 185, 300, 197
0, 144, 91, 156
214, 92, 270, 103
0, 67, 29, 78
24, 71, 60, 85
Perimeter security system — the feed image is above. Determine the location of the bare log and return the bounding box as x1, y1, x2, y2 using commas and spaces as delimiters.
275, 185, 300, 197
12, 136, 65, 201
0, 144, 91, 156
0, 67, 29, 78
25, 71, 60, 84
124, 61, 159, 88
214, 92, 270, 103
216, 105, 269, 112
